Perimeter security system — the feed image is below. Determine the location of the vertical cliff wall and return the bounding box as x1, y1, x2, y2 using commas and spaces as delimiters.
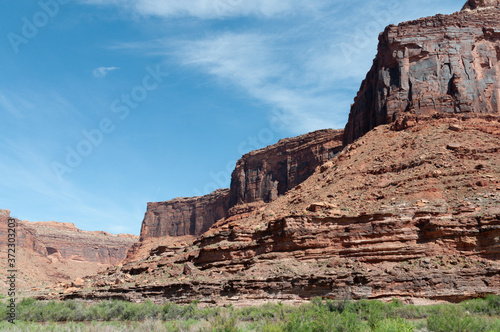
229, 129, 344, 207
139, 189, 231, 239
343, 3, 500, 145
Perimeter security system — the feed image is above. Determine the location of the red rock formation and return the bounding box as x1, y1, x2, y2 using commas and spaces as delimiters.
60, 117, 500, 305
0, 210, 138, 292
343, 3, 500, 145
47, 1, 500, 305
229, 129, 343, 207
25, 221, 137, 265
139, 189, 230, 240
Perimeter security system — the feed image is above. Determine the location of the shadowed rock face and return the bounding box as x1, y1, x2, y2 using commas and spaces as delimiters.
343, 4, 500, 145
139, 189, 231, 239
229, 129, 344, 207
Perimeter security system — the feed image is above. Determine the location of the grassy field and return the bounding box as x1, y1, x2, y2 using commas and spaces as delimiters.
1, 295, 499, 331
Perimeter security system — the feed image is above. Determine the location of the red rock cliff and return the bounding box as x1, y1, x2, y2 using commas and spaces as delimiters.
229, 129, 344, 207
0, 209, 138, 291
139, 189, 230, 239
343, 3, 500, 145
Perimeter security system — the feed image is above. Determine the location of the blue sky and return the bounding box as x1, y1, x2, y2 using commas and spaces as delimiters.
0, 0, 461, 235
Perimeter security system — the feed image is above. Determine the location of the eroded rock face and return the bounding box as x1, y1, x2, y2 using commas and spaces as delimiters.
139, 189, 231, 239
44, 1, 500, 305
229, 129, 344, 206
25, 221, 137, 265
0, 211, 138, 291
343, 5, 500, 145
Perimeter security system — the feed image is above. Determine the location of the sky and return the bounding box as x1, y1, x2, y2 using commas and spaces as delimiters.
0, 0, 462, 235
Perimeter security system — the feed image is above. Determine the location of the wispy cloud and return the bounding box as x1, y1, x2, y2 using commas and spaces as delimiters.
92, 66, 120, 78
0, 92, 34, 119
79, 0, 327, 19
175, 32, 352, 132
83, 0, 462, 134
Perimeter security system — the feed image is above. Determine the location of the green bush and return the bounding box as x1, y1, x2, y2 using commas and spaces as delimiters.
462, 294, 500, 316
4, 296, 500, 331
207, 312, 239, 332
373, 317, 414, 332
427, 304, 500, 332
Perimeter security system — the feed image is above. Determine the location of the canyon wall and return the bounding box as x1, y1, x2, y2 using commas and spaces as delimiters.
229, 129, 344, 207
25, 221, 137, 265
139, 189, 231, 239
55, 1, 500, 304
343, 2, 500, 145
0, 209, 137, 291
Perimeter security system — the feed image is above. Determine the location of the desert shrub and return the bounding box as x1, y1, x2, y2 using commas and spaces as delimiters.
388, 303, 430, 320
261, 322, 284, 332
427, 304, 500, 332
238, 303, 294, 322
207, 312, 240, 332
461, 294, 500, 316
133, 300, 161, 320
338, 311, 370, 332
372, 317, 414, 332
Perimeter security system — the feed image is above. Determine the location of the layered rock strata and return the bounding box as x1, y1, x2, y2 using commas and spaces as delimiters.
343, 3, 500, 145
44, 1, 500, 305
0, 210, 137, 292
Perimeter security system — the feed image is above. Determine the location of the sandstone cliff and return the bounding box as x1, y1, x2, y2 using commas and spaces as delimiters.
60, 117, 500, 304
463, 0, 500, 10
343, 2, 500, 145
0, 210, 137, 292
229, 129, 344, 207
139, 189, 230, 240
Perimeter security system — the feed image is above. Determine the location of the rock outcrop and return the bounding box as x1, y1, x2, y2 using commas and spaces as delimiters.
229, 129, 344, 207
139, 189, 231, 240
343, 3, 500, 145
462, 0, 500, 10
25, 221, 137, 265
0, 210, 138, 292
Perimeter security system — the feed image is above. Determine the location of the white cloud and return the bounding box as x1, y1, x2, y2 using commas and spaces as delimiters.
93, 66, 120, 78
177, 32, 350, 133
80, 0, 326, 19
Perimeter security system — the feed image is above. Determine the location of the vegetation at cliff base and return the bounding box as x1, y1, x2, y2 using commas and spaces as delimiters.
1, 295, 500, 331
